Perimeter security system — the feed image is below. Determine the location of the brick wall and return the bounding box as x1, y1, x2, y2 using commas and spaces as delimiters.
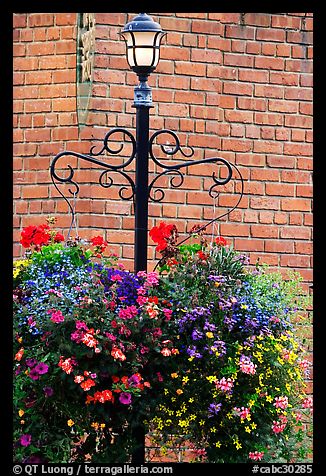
13, 12, 313, 284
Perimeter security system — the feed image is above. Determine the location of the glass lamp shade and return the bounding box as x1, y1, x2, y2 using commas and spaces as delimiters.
120, 13, 165, 76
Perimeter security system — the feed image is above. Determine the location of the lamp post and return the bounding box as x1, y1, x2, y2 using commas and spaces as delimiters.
50, 12, 243, 464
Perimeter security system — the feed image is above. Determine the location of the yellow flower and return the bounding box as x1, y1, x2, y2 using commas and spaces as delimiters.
206, 375, 217, 383
182, 376, 189, 384
234, 441, 242, 450
164, 388, 169, 395
67, 419, 75, 427
266, 395, 273, 403
226, 412, 233, 419
18, 337, 23, 343
245, 426, 251, 433
100, 423, 106, 429
199, 420, 205, 426
210, 427, 217, 433
251, 422, 257, 430
248, 400, 255, 408
241, 304, 248, 310
206, 332, 214, 339
215, 441, 222, 448
189, 398, 194, 403
18, 409, 25, 417
171, 373, 178, 379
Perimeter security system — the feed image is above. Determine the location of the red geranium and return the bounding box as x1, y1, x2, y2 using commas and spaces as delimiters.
90, 235, 108, 254
149, 222, 175, 252
215, 236, 227, 247
53, 232, 65, 243
20, 224, 51, 250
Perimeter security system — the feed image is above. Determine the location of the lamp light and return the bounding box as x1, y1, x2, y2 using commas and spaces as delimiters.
120, 13, 165, 80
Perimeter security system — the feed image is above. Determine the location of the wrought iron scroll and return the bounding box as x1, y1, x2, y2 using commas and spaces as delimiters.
149, 129, 244, 247
50, 128, 137, 233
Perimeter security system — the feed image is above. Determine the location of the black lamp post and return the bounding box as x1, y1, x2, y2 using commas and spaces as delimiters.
120, 13, 166, 273
50, 12, 243, 464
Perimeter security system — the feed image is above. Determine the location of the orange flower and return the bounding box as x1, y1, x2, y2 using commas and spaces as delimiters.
80, 378, 96, 391
15, 348, 24, 361
161, 347, 171, 356
111, 346, 126, 361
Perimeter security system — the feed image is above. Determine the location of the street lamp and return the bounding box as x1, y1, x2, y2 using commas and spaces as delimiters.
50, 12, 243, 463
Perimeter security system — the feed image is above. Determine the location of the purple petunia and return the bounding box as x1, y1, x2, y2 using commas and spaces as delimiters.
119, 392, 132, 405
29, 368, 40, 380
34, 362, 49, 375
208, 402, 222, 416
20, 434, 32, 447
25, 358, 37, 368
43, 386, 54, 397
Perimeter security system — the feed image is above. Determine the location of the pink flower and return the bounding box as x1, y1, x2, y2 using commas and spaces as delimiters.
302, 396, 313, 409
20, 434, 32, 447
144, 272, 159, 288
105, 332, 117, 341
118, 305, 138, 320
272, 415, 287, 434
239, 355, 256, 375
48, 309, 65, 324
234, 407, 251, 420
249, 451, 264, 461
163, 308, 173, 320
216, 377, 234, 393
273, 396, 288, 410
111, 274, 123, 282
76, 321, 88, 331
136, 296, 148, 306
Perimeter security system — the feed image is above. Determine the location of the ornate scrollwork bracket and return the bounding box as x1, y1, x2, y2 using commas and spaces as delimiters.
148, 129, 244, 245
50, 128, 136, 235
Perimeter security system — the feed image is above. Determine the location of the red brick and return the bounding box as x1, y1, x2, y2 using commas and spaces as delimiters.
222, 139, 252, 152
274, 151, 294, 169
268, 99, 298, 113
22, 185, 49, 198
224, 110, 254, 124
224, 53, 254, 68
55, 13, 76, 26
220, 223, 250, 237
238, 97, 266, 111
256, 27, 285, 42
175, 61, 206, 77
250, 197, 280, 210
280, 255, 311, 268
265, 241, 294, 253
254, 57, 284, 70
28, 14, 54, 27
280, 226, 311, 240
270, 72, 299, 86
225, 25, 255, 39
191, 20, 223, 35
253, 141, 283, 154
283, 143, 313, 156
243, 13, 271, 26
281, 199, 311, 212
255, 112, 283, 126
251, 225, 279, 238
24, 129, 51, 142
266, 183, 295, 197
